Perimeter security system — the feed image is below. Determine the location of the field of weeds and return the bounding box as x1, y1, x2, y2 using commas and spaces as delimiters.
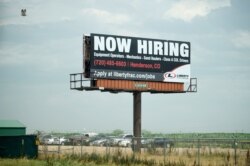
37, 145, 250, 166
0, 155, 185, 166
1, 145, 250, 166
1, 149, 250, 166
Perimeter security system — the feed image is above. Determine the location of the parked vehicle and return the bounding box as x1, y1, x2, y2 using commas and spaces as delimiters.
131, 137, 150, 149
113, 134, 133, 146
59, 137, 69, 145
90, 139, 107, 146
118, 139, 132, 147
40, 135, 52, 145
66, 134, 89, 145
153, 138, 174, 147
44, 137, 60, 145
141, 138, 153, 148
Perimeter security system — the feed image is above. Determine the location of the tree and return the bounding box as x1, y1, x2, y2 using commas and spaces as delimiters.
111, 129, 124, 136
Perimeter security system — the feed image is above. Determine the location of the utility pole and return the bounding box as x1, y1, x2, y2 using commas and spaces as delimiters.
133, 92, 141, 153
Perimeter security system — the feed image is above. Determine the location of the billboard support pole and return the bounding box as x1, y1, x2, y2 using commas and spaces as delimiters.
133, 92, 141, 153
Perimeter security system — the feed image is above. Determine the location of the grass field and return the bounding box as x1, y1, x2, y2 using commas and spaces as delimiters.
1, 145, 249, 166
37, 145, 250, 166
0, 158, 111, 166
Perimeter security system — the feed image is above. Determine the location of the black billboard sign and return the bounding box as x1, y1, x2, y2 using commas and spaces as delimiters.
87, 33, 191, 83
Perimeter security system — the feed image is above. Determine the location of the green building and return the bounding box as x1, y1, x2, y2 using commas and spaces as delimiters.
0, 120, 26, 136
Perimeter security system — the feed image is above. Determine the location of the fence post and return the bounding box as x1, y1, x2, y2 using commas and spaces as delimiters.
163, 138, 166, 165
58, 137, 61, 158
73, 141, 75, 155
234, 139, 237, 166
58, 145, 60, 158
105, 141, 108, 156
44, 144, 48, 159
81, 137, 83, 157
197, 138, 200, 166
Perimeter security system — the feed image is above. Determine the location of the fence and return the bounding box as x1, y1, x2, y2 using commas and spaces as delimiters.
38, 137, 250, 165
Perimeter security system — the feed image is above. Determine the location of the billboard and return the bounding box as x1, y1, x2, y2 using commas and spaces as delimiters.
85, 33, 191, 83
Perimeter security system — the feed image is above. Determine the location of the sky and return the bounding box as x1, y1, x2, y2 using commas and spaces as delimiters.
0, 0, 250, 134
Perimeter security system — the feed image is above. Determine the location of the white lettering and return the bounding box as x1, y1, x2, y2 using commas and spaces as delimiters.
94, 36, 105, 51
106, 37, 116, 52
169, 42, 179, 56
154, 41, 163, 55
137, 40, 147, 54
148, 41, 153, 55
164, 42, 168, 55
116, 38, 131, 53
180, 43, 189, 57
93, 34, 190, 58
137, 40, 189, 57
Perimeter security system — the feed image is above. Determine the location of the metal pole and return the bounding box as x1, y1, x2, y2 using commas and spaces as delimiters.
133, 92, 141, 153
163, 138, 166, 165
197, 139, 200, 166
73, 141, 75, 155
81, 137, 83, 157
234, 139, 237, 166
58, 137, 61, 158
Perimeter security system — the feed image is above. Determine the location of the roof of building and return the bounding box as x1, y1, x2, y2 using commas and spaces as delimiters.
0, 120, 26, 128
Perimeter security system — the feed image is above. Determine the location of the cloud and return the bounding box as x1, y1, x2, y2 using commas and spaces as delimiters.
81, 8, 130, 25
0, 43, 57, 68
60, 16, 72, 22
0, 37, 79, 71
232, 31, 250, 48
163, 0, 231, 22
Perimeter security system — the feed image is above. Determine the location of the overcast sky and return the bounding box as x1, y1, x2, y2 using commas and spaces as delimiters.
0, 0, 250, 134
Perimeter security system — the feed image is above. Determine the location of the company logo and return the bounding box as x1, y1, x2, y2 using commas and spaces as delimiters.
134, 83, 147, 89
164, 72, 176, 79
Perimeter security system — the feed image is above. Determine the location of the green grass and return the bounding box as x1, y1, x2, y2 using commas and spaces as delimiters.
0, 158, 45, 166
0, 158, 108, 166
2, 149, 249, 166
0, 153, 187, 166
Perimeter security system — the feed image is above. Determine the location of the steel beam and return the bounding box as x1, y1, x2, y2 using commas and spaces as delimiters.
133, 92, 141, 153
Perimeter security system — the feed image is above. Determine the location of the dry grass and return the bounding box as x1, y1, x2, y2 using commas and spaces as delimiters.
38, 145, 249, 166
